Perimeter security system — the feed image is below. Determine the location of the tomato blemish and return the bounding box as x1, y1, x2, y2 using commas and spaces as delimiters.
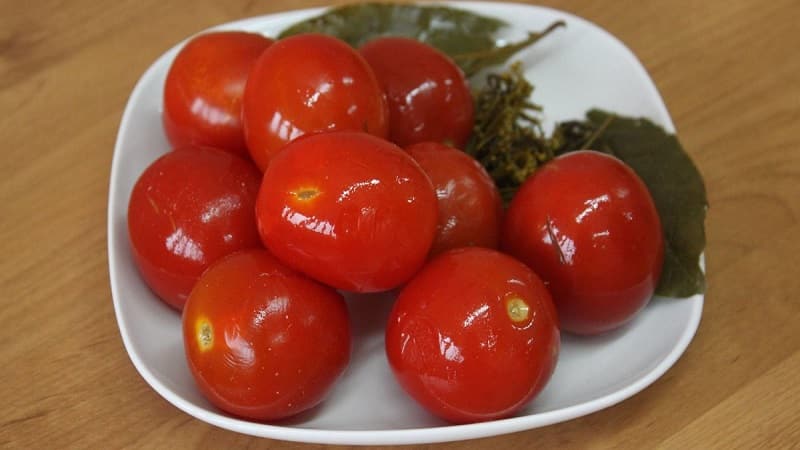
146, 194, 160, 214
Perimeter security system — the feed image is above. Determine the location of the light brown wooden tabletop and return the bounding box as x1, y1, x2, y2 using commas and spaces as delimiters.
2, 0, 799, 448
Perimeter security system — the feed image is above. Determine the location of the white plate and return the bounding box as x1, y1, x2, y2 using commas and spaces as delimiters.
107, 2, 703, 445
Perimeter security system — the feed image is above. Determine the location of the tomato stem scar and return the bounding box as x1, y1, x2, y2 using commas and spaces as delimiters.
196, 319, 214, 351
292, 187, 320, 201
506, 297, 530, 323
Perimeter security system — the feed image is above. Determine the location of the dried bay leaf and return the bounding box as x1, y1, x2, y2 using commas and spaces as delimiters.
278, 3, 563, 77
554, 110, 708, 297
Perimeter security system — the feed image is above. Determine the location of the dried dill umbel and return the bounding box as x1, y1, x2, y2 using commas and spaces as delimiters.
465, 62, 554, 203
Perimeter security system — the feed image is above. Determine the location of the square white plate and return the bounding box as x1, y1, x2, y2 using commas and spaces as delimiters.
107, 2, 703, 445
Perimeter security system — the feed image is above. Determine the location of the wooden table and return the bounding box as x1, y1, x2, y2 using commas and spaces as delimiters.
2, 0, 798, 448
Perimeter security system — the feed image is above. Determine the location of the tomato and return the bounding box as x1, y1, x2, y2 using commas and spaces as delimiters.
127, 147, 262, 310
502, 150, 664, 335
359, 37, 474, 148
183, 249, 350, 421
406, 142, 503, 257
243, 33, 389, 171
385, 247, 559, 423
255, 131, 438, 293
163, 31, 273, 157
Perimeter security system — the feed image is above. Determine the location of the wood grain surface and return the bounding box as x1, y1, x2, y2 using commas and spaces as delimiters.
1, 0, 799, 448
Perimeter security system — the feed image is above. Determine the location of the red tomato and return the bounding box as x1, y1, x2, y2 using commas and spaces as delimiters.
256, 131, 438, 293
502, 150, 664, 335
406, 142, 503, 256
127, 147, 262, 310
163, 31, 273, 157
385, 247, 559, 423
359, 37, 474, 148
243, 33, 389, 171
183, 249, 350, 421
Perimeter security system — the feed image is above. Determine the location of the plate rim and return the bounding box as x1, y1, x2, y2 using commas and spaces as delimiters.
107, 1, 703, 445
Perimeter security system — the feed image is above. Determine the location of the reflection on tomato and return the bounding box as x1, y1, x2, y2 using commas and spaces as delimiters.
127, 147, 262, 310
243, 33, 389, 171
360, 37, 474, 148
183, 249, 351, 421
163, 31, 273, 157
386, 247, 559, 423
406, 142, 503, 256
502, 150, 664, 335
255, 131, 438, 293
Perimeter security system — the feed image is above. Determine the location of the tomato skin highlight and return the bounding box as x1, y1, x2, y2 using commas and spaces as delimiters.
182, 249, 351, 421
243, 33, 389, 171
255, 131, 438, 293
163, 31, 273, 157
385, 247, 560, 424
406, 142, 503, 256
127, 147, 262, 310
360, 37, 474, 148
502, 150, 664, 335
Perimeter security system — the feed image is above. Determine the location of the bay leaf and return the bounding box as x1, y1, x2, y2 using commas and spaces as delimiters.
278, 3, 563, 77
555, 110, 708, 297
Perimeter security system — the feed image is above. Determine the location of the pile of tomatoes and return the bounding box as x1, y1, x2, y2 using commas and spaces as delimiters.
127, 30, 664, 424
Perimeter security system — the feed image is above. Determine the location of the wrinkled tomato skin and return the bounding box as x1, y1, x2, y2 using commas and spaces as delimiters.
406, 142, 503, 257
359, 37, 473, 148
502, 150, 664, 335
243, 33, 389, 171
386, 247, 560, 424
256, 131, 438, 293
127, 147, 262, 310
183, 249, 351, 421
163, 31, 273, 157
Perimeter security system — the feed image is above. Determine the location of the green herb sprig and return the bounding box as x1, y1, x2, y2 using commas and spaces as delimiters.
465, 62, 553, 203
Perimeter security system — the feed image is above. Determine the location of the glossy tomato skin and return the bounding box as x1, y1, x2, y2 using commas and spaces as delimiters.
183, 249, 351, 421
502, 150, 664, 335
163, 31, 273, 157
406, 142, 503, 256
243, 33, 389, 171
127, 147, 262, 310
256, 131, 438, 293
386, 247, 560, 423
359, 37, 474, 148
